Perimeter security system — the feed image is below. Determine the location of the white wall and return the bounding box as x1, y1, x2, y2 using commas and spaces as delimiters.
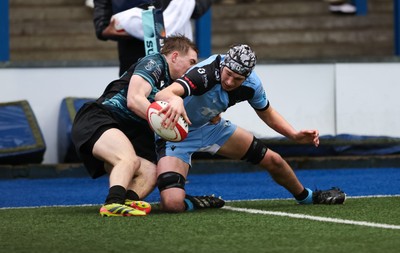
1, 63, 399, 164
335, 63, 400, 136
223, 64, 336, 137
0, 67, 118, 164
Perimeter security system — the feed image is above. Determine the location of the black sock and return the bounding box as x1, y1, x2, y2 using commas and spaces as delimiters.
294, 188, 309, 201
126, 190, 140, 200
105, 185, 126, 205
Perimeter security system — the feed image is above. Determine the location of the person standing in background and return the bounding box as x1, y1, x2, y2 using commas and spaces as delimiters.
92, 0, 214, 76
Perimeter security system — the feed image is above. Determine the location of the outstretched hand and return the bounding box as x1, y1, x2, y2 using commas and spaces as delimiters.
294, 130, 320, 147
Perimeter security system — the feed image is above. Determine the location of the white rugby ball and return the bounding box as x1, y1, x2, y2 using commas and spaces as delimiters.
147, 101, 189, 142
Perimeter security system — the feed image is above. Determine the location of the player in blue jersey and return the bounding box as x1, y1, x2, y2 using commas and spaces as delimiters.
71, 35, 202, 217
154, 44, 346, 212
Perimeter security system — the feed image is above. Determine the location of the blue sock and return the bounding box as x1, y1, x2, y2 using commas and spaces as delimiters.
297, 188, 313, 205
184, 198, 194, 211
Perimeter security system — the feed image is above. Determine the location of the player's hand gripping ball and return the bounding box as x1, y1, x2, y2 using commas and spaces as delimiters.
147, 101, 189, 142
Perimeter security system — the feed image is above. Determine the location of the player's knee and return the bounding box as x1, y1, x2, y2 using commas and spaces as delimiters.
108, 155, 141, 174
124, 156, 141, 172
157, 172, 187, 212
161, 194, 186, 213
157, 171, 186, 192
264, 151, 285, 172
117, 152, 141, 168
241, 136, 268, 164
260, 150, 289, 174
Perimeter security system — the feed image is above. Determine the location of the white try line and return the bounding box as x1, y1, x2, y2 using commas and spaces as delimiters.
223, 206, 400, 230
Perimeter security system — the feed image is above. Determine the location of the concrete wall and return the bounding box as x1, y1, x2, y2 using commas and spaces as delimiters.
1, 63, 399, 164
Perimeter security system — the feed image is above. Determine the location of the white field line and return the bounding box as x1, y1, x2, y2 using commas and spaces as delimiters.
223, 206, 400, 230
1, 194, 399, 210
225, 194, 400, 203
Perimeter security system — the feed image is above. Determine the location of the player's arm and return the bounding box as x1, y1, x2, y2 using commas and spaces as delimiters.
126, 74, 153, 120
155, 65, 211, 127
256, 106, 320, 147
191, 0, 213, 19
93, 0, 129, 40
155, 82, 191, 128
102, 18, 130, 38
93, 0, 112, 40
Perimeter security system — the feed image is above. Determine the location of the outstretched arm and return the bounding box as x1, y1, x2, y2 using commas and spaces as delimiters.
256, 106, 319, 147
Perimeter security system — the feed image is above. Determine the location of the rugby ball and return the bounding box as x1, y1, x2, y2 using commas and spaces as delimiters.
147, 101, 189, 142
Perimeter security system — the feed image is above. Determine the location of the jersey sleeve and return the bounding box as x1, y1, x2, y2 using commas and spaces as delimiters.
175, 56, 220, 97
245, 72, 270, 111
175, 67, 210, 97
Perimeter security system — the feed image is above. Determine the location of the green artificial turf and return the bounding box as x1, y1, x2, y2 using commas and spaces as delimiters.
1, 197, 399, 253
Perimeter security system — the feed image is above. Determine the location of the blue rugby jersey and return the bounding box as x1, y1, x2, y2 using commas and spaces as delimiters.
175, 54, 270, 129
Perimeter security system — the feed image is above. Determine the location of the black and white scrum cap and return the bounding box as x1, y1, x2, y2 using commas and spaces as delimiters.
221, 44, 256, 77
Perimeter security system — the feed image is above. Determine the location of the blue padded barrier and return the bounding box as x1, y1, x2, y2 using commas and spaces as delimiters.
58, 97, 95, 163
0, 100, 46, 164
193, 134, 400, 160
264, 134, 400, 157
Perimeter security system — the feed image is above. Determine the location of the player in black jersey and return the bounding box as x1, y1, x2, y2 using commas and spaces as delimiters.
71, 36, 198, 216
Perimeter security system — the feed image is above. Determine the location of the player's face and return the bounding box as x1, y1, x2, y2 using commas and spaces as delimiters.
221, 67, 246, 91
173, 49, 198, 79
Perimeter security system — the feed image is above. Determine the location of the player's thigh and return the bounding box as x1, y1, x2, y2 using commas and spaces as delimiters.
92, 128, 137, 166
217, 126, 254, 159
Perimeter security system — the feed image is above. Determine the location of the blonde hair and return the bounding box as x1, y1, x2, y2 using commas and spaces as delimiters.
161, 35, 198, 56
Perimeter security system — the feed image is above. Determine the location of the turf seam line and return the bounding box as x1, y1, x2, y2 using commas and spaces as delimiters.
223, 206, 400, 230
